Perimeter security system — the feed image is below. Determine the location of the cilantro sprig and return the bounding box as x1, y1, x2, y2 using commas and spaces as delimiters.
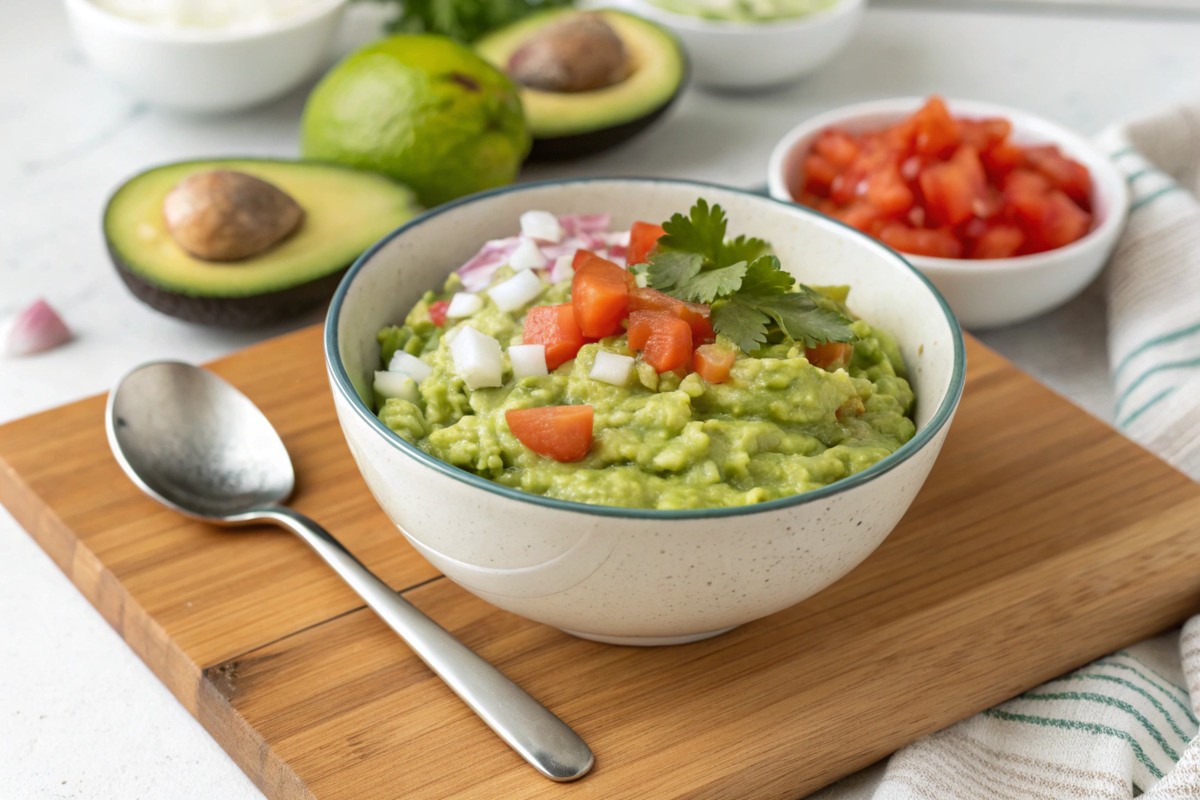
642, 200, 856, 353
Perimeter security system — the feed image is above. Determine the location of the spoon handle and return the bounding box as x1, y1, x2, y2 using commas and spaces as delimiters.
259, 506, 594, 782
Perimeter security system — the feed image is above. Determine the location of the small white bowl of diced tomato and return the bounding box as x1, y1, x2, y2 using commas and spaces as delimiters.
767, 96, 1130, 329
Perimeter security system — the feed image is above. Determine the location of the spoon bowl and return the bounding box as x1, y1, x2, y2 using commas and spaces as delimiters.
105, 361, 593, 782
107, 362, 293, 520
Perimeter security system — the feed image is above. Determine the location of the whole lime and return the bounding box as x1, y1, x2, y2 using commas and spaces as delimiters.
300, 35, 531, 207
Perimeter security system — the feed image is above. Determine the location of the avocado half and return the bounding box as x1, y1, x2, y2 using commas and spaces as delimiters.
104, 159, 420, 327
476, 10, 687, 161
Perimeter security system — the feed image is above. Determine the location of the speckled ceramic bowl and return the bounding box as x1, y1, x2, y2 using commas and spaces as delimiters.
326, 178, 964, 646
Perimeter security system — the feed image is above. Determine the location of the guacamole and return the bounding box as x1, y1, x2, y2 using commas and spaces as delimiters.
646, 0, 837, 22
374, 207, 916, 510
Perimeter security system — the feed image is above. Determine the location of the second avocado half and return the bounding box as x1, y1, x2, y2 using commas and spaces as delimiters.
476, 9, 687, 161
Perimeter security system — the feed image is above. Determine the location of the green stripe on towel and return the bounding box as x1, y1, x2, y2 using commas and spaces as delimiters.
982, 709, 1164, 778
1102, 655, 1198, 723
1132, 185, 1183, 212
1114, 321, 1200, 378
1120, 387, 1177, 429
1016, 691, 1180, 761
1115, 356, 1200, 416
1062, 672, 1194, 741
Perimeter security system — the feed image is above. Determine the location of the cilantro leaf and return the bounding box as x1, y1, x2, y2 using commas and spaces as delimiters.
710, 300, 772, 354
643, 199, 857, 353
646, 250, 702, 294
750, 292, 856, 348
681, 262, 747, 303
723, 235, 772, 268
658, 199, 727, 264
738, 255, 795, 298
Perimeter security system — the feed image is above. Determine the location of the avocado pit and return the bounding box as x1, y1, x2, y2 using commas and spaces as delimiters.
507, 13, 629, 93
163, 170, 305, 262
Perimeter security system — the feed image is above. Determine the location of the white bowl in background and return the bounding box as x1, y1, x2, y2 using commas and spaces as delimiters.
325, 178, 964, 646
63, 0, 348, 113
768, 97, 1130, 330
604, 0, 864, 90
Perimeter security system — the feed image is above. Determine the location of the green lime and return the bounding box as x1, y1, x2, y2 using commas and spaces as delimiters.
301, 35, 531, 207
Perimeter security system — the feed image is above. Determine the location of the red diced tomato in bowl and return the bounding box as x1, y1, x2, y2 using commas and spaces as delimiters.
792, 96, 1094, 261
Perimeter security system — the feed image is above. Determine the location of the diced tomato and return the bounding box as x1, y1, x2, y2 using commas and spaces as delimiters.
802, 153, 839, 195
879, 223, 964, 259
881, 118, 917, 152
805, 341, 854, 371
834, 202, 884, 236
919, 145, 986, 226
628, 286, 714, 342
694, 344, 736, 384
1003, 169, 1053, 226
912, 96, 960, 158
627, 310, 693, 373
1023, 145, 1093, 210
814, 128, 860, 168
865, 165, 915, 217
571, 248, 600, 270
959, 117, 1012, 151
523, 304, 584, 370
970, 223, 1025, 259
572, 254, 631, 338
428, 300, 449, 327
628, 221, 666, 266
979, 139, 1023, 183
791, 96, 1094, 260
505, 405, 594, 463
1025, 189, 1092, 251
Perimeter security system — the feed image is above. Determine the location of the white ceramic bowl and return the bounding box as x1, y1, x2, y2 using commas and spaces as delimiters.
768, 97, 1130, 329
604, 0, 863, 90
63, 0, 348, 113
326, 178, 964, 646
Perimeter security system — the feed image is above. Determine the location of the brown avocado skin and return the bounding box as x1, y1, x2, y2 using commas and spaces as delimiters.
526, 88, 683, 161
110, 245, 347, 328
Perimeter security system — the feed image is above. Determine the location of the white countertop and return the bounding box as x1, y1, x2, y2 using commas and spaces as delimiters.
3, 1, 1199, 797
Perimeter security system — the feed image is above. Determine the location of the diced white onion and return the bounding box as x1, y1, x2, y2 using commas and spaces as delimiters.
488, 269, 544, 312
552, 254, 575, 283
388, 351, 433, 383
374, 371, 419, 403
590, 351, 635, 387
509, 237, 548, 271
444, 326, 462, 345
509, 344, 548, 379
519, 210, 563, 244
450, 326, 503, 390
445, 291, 483, 319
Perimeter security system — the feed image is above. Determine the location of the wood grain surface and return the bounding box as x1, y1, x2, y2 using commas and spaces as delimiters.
2, 324, 1198, 799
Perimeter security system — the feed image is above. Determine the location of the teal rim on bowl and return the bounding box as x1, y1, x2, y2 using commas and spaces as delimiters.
325, 177, 966, 521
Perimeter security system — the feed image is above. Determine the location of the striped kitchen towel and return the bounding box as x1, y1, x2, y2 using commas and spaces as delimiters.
1100, 104, 1200, 479
809, 105, 1200, 799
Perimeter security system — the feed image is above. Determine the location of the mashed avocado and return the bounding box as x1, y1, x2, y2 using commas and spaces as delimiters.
375, 268, 915, 511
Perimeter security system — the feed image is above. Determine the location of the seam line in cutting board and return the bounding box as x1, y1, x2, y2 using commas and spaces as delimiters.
202, 574, 447, 672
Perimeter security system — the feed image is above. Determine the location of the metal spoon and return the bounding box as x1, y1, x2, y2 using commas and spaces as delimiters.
105, 361, 594, 782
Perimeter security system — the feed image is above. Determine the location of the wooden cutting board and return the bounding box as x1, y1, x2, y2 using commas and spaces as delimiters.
2, 325, 1199, 799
